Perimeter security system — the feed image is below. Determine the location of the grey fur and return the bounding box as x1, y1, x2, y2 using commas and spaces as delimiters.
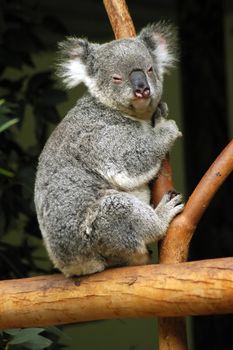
34, 22, 183, 276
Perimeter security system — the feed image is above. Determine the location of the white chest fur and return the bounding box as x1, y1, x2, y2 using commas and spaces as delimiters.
128, 184, 151, 204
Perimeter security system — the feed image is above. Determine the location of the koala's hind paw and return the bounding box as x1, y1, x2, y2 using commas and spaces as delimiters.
156, 191, 184, 222
153, 191, 184, 240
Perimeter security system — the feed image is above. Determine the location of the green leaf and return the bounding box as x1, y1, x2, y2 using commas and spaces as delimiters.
4, 329, 21, 336
0, 118, 19, 133
5, 328, 52, 349
23, 335, 52, 350
7, 328, 45, 344
0, 167, 15, 178
0, 99, 14, 117
6, 328, 53, 349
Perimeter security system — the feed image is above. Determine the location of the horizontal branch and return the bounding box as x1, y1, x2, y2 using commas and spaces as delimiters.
1, 258, 233, 329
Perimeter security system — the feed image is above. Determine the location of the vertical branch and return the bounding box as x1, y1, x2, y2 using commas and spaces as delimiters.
158, 318, 187, 350
152, 158, 174, 204
103, 0, 136, 39
103, 1, 180, 349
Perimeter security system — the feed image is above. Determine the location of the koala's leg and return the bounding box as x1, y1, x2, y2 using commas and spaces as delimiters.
92, 190, 183, 268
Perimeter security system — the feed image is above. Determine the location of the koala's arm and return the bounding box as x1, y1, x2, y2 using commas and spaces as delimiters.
78, 118, 181, 190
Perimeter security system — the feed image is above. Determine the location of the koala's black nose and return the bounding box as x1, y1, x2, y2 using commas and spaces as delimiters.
129, 70, 150, 98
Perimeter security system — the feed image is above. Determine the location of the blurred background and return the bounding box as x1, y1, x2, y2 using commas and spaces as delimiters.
0, 0, 233, 349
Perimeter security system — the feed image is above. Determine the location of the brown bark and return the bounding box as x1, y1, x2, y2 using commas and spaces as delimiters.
1, 258, 233, 329
152, 158, 174, 204
159, 318, 187, 350
103, 0, 136, 39
103, 1, 187, 348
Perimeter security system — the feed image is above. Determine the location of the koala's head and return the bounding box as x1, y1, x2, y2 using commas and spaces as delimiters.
57, 22, 177, 120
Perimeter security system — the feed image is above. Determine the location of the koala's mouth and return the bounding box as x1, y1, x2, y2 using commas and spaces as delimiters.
131, 95, 151, 111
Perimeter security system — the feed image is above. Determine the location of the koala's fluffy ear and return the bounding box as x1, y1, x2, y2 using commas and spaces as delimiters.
139, 22, 178, 75
57, 38, 95, 89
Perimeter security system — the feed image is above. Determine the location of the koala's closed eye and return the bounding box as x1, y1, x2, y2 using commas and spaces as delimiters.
112, 74, 123, 83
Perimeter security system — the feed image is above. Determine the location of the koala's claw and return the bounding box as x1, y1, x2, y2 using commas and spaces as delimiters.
166, 191, 183, 206
167, 190, 182, 203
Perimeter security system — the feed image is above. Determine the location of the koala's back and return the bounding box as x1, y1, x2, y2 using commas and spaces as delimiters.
35, 96, 108, 266
35, 94, 141, 269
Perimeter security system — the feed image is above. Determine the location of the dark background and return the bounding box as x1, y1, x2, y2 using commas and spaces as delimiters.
0, 0, 233, 349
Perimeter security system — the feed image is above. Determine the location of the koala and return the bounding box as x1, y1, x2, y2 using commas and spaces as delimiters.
34, 22, 183, 277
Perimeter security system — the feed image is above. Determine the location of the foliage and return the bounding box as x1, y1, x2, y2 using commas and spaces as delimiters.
0, 327, 66, 350
0, 0, 67, 279
1, 329, 52, 350
0, 0, 67, 349
0, 100, 19, 133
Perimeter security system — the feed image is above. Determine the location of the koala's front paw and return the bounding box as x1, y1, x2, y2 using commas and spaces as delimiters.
156, 191, 184, 227
152, 102, 168, 126
157, 118, 182, 140
156, 101, 169, 119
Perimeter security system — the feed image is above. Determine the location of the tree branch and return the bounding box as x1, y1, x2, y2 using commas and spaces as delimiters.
1, 258, 233, 329
160, 139, 233, 264
152, 157, 174, 204
158, 140, 233, 349
102, 1, 185, 349
103, 0, 136, 39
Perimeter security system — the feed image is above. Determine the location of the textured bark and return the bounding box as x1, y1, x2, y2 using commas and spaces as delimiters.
1, 258, 233, 329
158, 318, 187, 350
152, 158, 174, 204
102, 4, 179, 347
103, 0, 136, 39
